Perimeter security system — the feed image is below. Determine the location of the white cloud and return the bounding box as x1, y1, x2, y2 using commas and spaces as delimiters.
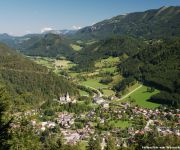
41, 27, 53, 33
8, 32, 14, 36
72, 25, 82, 30
25, 30, 32, 34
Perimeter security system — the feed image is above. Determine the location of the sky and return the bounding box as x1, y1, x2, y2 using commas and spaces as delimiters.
0, 0, 179, 36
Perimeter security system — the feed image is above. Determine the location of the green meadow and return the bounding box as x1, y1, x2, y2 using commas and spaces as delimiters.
80, 79, 108, 89
102, 89, 115, 97
70, 44, 82, 51
79, 90, 89, 96
124, 85, 160, 109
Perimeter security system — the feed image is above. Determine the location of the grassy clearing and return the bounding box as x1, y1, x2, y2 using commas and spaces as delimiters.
101, 67, 117, 73
102, 89, 115, 97
79, 90, 89, 96
30, 56, 76, 71
125, 83, 142, 94
80, 79, 108, 89
95, 57, 119, 68
104, 57, 120, 63
108, 120, 130, 129
55, 60, 69, 68
55, 59, 76, 69
68, 72, 79, 77
70, 44, 82, 51
33, 57, 54, 69
124, 85, 160, 109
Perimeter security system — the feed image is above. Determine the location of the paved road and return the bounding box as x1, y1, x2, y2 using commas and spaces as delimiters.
119, 85, 143, 100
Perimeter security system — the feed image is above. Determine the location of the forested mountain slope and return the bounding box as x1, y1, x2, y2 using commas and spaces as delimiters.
75, 6, 180, 39
118, 38, 180, 107
18, 34, 75, 57
70, 36, 146, 72
0, 43, 77, 110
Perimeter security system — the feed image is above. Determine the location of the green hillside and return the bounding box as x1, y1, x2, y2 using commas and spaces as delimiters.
75, 6, 180, 39
70, 36, 146, 72
0, 43, 78, 111
118, 38, 180, 107
19, 34, 75, 58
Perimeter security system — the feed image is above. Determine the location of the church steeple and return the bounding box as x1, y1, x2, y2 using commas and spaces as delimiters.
66, 92, 71, 102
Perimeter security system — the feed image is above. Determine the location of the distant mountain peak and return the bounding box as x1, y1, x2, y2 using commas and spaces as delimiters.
42, 29, 77, 35
76, 6, 180, 39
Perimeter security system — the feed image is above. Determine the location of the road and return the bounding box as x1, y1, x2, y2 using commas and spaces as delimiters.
80, 85, 103, 97
119, 85, 142, 100
145, 120, 153, 130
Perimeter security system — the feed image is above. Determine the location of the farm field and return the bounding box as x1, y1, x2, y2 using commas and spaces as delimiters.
68, 72, 79, 77
95, 57, 119, 68
80, 79, 108, 89
70, 44, 82, 51
79, 90, 89, 96
100, 66, 117, 73
32, 57, 54, 69
55, 59, 76, 69
102, 89, 115, 97
29, 56, 76, 70
123, 85, 160, 109
30, 56, 160, 109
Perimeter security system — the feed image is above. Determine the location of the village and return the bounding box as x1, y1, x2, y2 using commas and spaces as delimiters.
11, 92, 180, 149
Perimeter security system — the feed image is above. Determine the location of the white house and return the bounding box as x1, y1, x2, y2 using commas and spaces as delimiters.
101, 102, 109, 108
93, 96, 105, 105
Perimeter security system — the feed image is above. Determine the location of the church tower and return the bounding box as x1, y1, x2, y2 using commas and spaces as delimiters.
66, 92, 71, 102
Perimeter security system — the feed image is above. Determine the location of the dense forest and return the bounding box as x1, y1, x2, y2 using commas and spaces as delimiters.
70, 36, 146, 72
118, 38, 180, 107
75, 6, 180, 39
18, 34, 75, 58
0, 43, 78, 111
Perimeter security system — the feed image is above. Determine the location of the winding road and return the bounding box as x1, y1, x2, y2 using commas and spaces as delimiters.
80, 84, 103, 97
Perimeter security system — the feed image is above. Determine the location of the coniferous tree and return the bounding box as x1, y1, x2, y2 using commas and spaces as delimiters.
105, 135, 117, 150
88, 136, 101, 150
0, 88, 12, 150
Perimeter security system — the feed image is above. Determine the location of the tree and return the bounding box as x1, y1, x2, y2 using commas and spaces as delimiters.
0, 88, 12, 150
88, 136, 101, 150
105, 135, 117, 150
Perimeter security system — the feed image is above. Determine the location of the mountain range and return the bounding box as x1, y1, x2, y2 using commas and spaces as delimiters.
75, 6, 180, 39
0, 6, 179, 107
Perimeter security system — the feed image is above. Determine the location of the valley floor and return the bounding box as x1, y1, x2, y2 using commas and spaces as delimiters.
12, 55, 176, 149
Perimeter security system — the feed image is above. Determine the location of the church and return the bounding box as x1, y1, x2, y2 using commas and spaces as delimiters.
59, 92, 76, 104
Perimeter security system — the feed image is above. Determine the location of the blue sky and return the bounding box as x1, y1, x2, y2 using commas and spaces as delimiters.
0, 0, 179, 36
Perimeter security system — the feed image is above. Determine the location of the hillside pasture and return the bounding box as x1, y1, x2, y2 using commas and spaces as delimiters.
80, 78, 108, 89
102, 89, 115, 97
123, 85, 160, 109
70, 44, 82, 51
95, 57, 120, 68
